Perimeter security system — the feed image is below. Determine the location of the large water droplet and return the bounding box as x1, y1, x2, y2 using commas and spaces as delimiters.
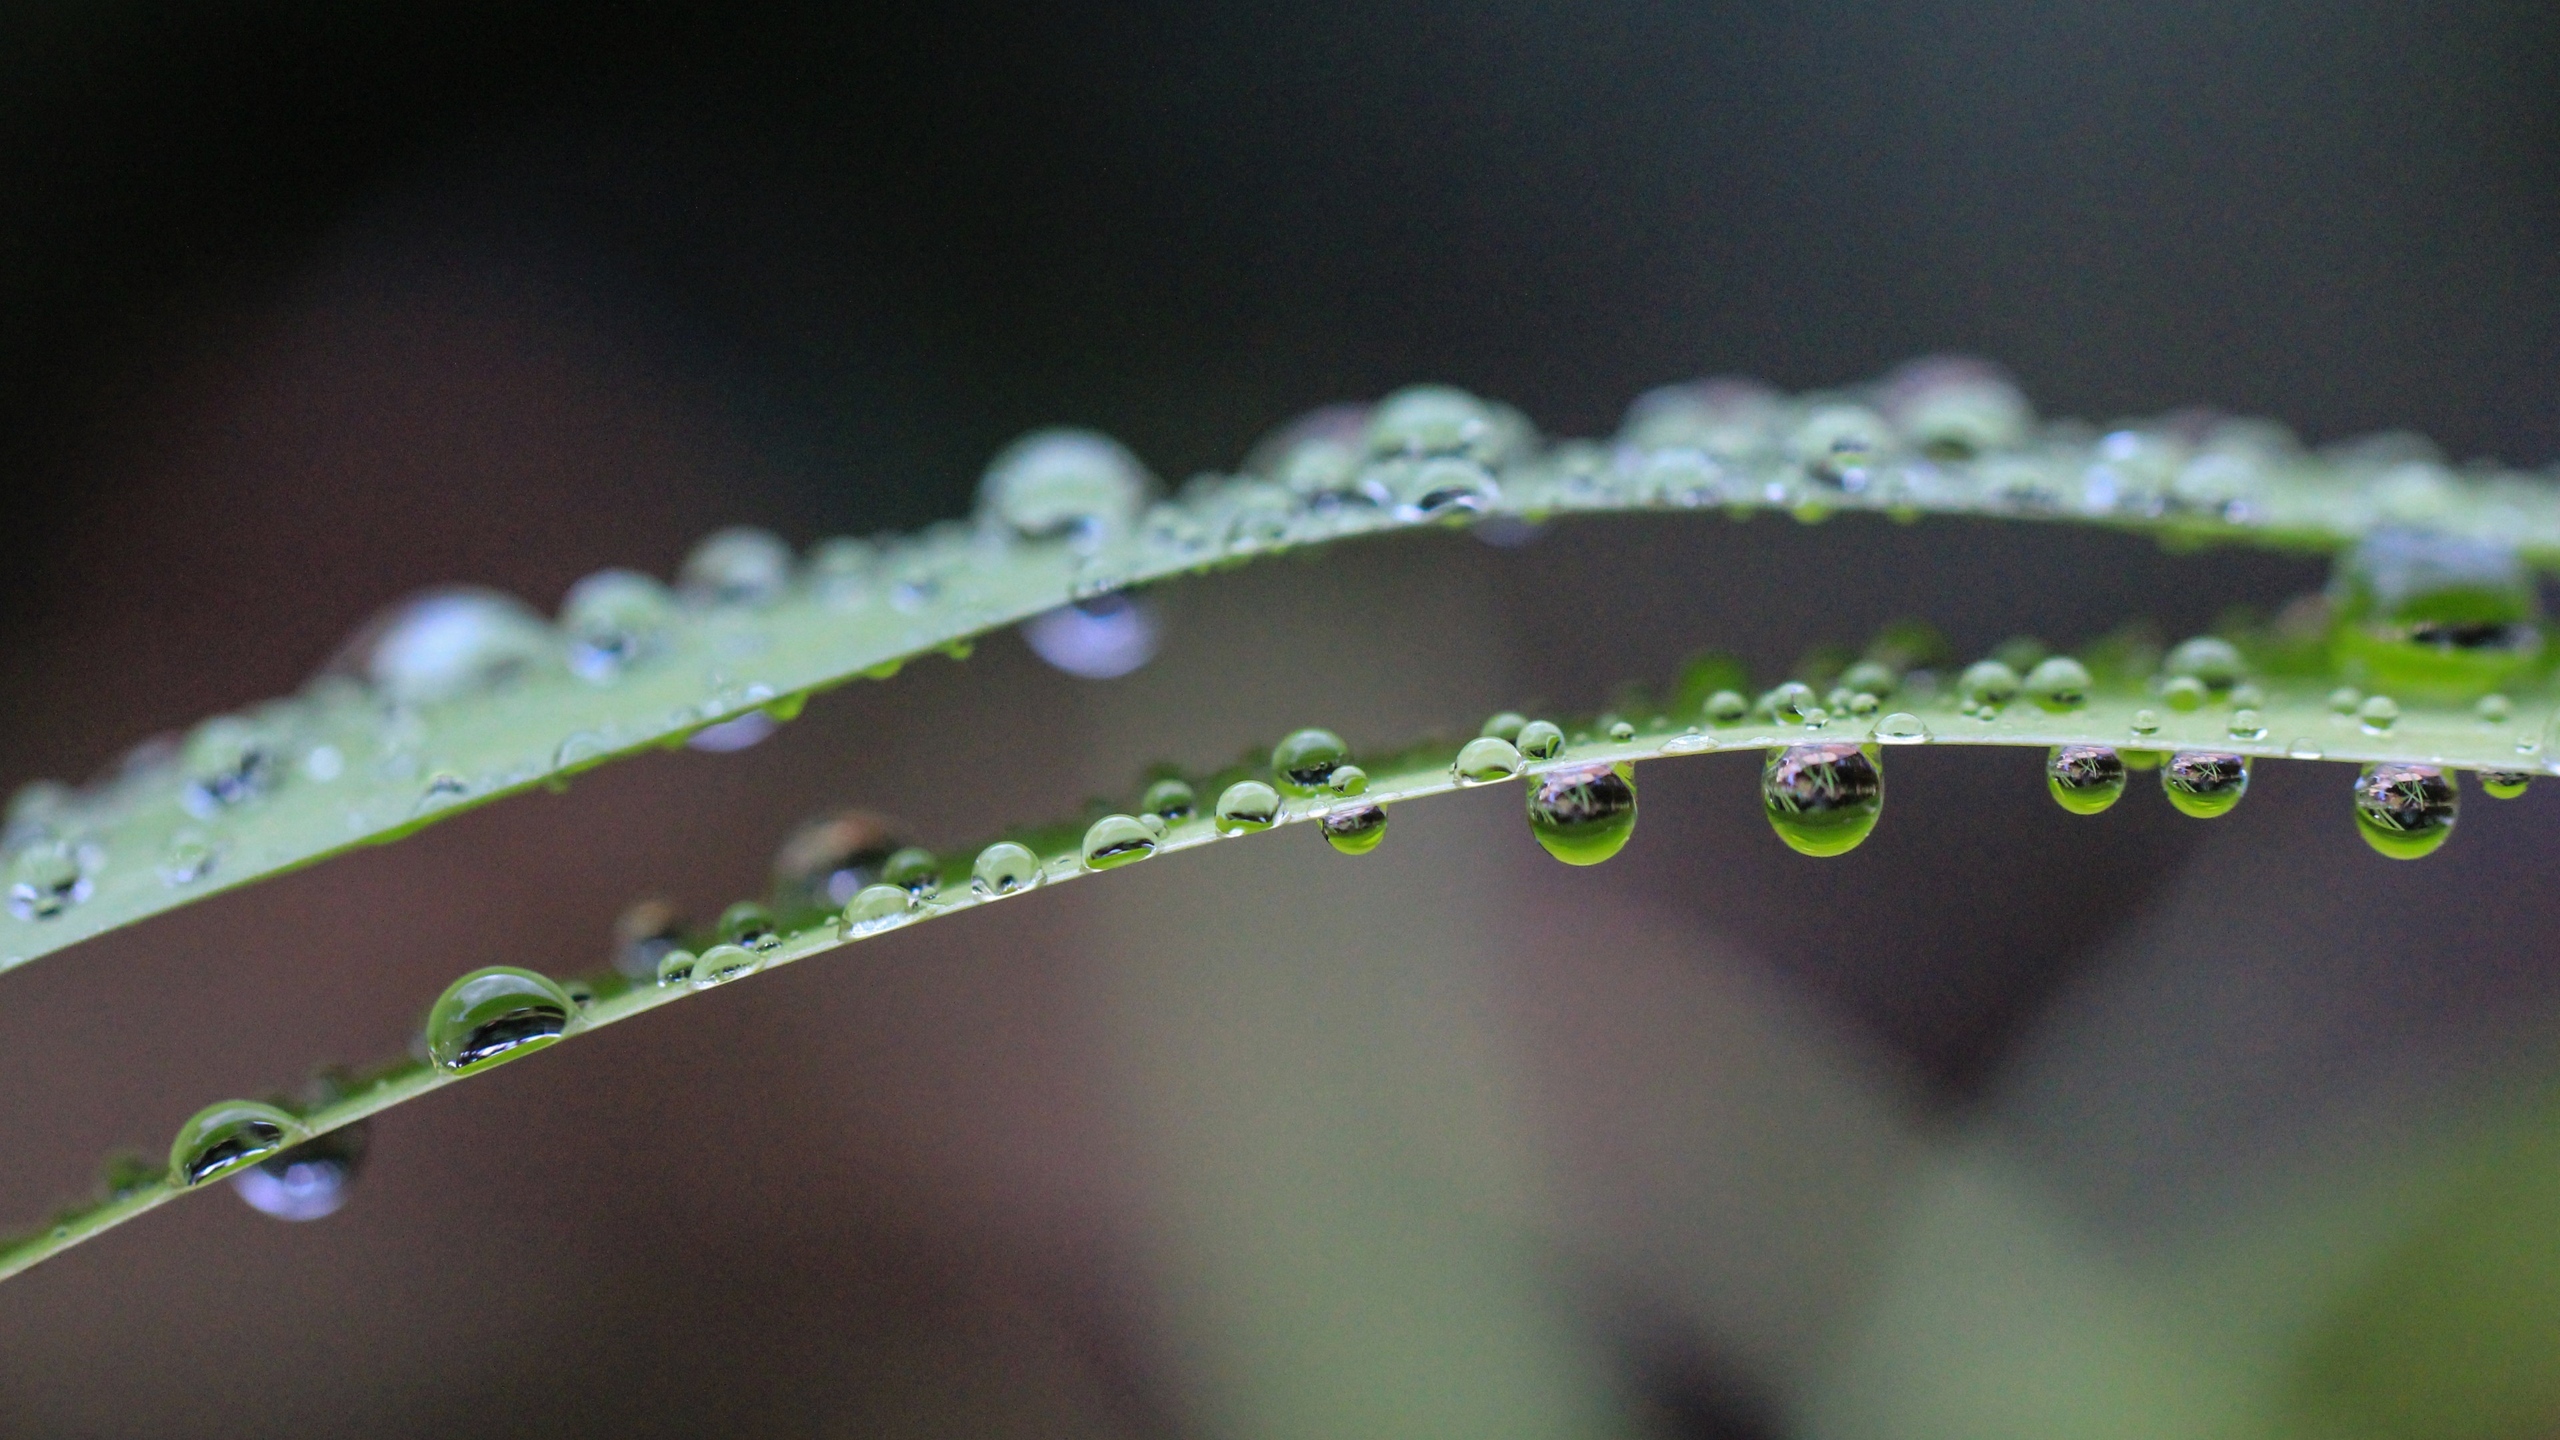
1762, 743, 1883, 856
7, 840, 87, 921
425, 967, 576, 1074
1215, 780, 1281, 834
2328, 529, 2542, 703
680, 527, 794, 608
1272, 728, 1351, 796
170, 1100, 306, 1187
337, 587, 556, 706
2161, 751, 2250, 818
1453, 737, 1522, 784
1022, 595, 1161, 678
612, 899, 686, 982
2352, 763, 2457, 859
230, 1123, 368, 1221
1525, 763, 1637, 865
2047, 745, 2127, 815
971, 841, 1044, 898
1079, 814, 1159, 871
560, 568, 677, 681
771, 811, 904, 915
980, 429, 1153, 549
1320, 803, 1388, 855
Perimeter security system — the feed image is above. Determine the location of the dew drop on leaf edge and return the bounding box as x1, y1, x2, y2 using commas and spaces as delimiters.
1762, 743, 1883, 857
2161, 751, 2250, 819
1526, 763, 1637, 866
2352, 762, 2457, 860
1321, 803, 1388, 855
425, 967, 576, 1075
169, 1100, 306, 1188
2047, 744, 2127, 815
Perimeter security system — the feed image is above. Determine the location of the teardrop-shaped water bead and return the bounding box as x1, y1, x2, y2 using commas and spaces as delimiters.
424, 967, 576, 1074
2046, 745, 2127, 815
1525, 763, 1637, 865
1320, 803, 1388, 855
1761, 743, 1883, 856
2161, 751, 2250, 818
169, 1100, 307, 1188
2352, 763, 2458, 859
231, 1123, 368, 1221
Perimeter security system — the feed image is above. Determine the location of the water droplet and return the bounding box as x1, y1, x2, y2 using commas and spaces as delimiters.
878, 847, 939, 896
1451, 736, 1523, 783
2161, 675, 2208, 712
611, 899, 686, 981
1788, 402, 1890, 490
1142, 778, 1197, 820
2164, 636, 2246, 692
2330, 686, 2365, 713
2328, 529, 2543, 704
337, 587, 557, 706
2161, 751, 2250, 818
1327, 764, 1370, 796
2353, 763, 2458, 859
842, 883, 916, 936
717, 901, 781, 952
2227, 709, 2267, 741
2477, 693, 2514, 723
169, 1101, 306, 1188
1022, 595, 1162, 678
980, 429, 1153, 549
1622, 376, 1784, 455
1517, 720, 1566, 759
680, 527, 794, 608
771, 811, 903, 915
1271, 728, 1351, 796
1959, 660, 2021, 710
1704, 690, 1751, 724
424, 967, 576, 1074
302, 744, 345, 783
1366, 385, 1512, 463
2130, 709, 2162, 735
2047, 745, 2127, 815
560, 569, 677, 680
231, 1124, 367, 1221
2023, 656, 2091, 712
2358, 695, 2401, 733
7, 840, 87, 921
654, 949, 698, 987
1762, 743, 1883, 856
1320, 803, 1388, 855
686, 711, 779, 753
1878, 355, 2032, 459
971, 841, 1045, 898
1480, 712, 1528, 744
1215, 780, 1281, 834
157, 830, 219, 887
1660, 730, 1716, 753
1871, 712, 1930, 744
2480, 770, 2530, 799
1525, 763, 1637, 865
1081, 814, 1159, 870
180, 715, 281, 816
2287, 738, 2325, 760
1760, 682, 1819, 722
691, 943, 764, 988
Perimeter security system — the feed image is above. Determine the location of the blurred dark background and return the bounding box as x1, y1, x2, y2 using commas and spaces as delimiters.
2, 3, 2559, 1437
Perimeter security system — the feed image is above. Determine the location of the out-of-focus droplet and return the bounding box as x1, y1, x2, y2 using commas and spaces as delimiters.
2358, 695, 2401, 733
1762, 743, 1883, 856
1320, 803, 1388, 855
1021, 595, 1161, 678
2161, 751, 2250, 818
2479, 770, 2530, 800
180, 715, 280, 816
2047, 745, 2127, 815
1080, 814, 1158, 870
611, 899, 686, 982
1621, 377, 1784, 456
771, 811, 904, 914
971, 841, 1044, 898
157, 829, 219, 887
1366, 385, 1516, 464
2228, 709, 2267, 740
2023, 656, 2091, 712
1877, 355, 2032, 459
883, 847, 941, 895
561, 569, 677, 681
1959, 660, 2021, 710
680, 527, 794, 608
1516, 720, 1565, 759
1141, 778, 1196, 820
7, 840, 87, 921
686, 711, 779, 752
231, 1123, 368, 1221
2353, 763, 2458, 859
2327, 529, 2542, 703
1789, 403, 1892, 490
1453, 736, 1523, 784
169, 1101, 306, 1188
2163, 636, 2246, 693
424, 967, 576, 1074
1480, 712, 1527, 743
717, 901, 781, 952
979, 429, 1153, 549
336, 587, 556, 706
1525, 763, 1637, 865
1272, 728, 1351, 796
1215, 780, 1281, 834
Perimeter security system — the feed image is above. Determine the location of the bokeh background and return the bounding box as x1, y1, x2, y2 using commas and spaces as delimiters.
2, 3, 2558, 1436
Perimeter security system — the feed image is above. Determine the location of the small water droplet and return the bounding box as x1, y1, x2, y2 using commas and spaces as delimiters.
611, 899, 686, 981
2023, 656, 2091, 712
1760, 682, 1819, 722
2227, 709, 2267, 741
231, 1124, 367, 1221
842, 883, 916, 936
1272, 728, 1351, 796
2479, 769, 2530, 799
1215, 780, 1281, 834
1480, 712, 1528, 743
156, 829, 219, 887
2047, 745, 2127, 815
655, 949, 698, 987
180, 715, 281, 816
880, 847, 940, 896
680, 527, 794, 608
2330, 686, 2365, 713
1022, 595, 1162, 678
1081, 814, 1159, 870
425, 967, 576, 1074
1878, 355, 2031, 459
1871, 712, 1930, 744
2130, 709, 2162, 736
302, 744, 344, 783
1138, 779, 1197, 822
2161, 751, 2250, 818
771, 812, 903, 915
2353, 763, 2458, 859
560, 569, 677, 680
1320, 803, 1388, 855
980, 429, 1154, 549
2358, 695, 2401, 733
717, 901, 781, 952
2161, 675, 2208, 712
1704, 690, 1750, 724
686, 711, 779, 753
1366, 385, 1516, 464
1525, 763, 1637, 865
169, 1101, 306, 1188
1604, 720, 1635, 742
1762, 743, 1883, 856
971, 841, 1045, 898
8, 840, 88, 921
2164, 636, 2246, 693
1959, 660, 2021, 710
336, 587, 557, 706
2477, 693, 2514, 723
2287, 738, 2325, 760
1659, 730, 1716, 753
691, 943, 764, 988
1516, 720, 1565, 759
1453, 736, 1523, 784
1326, 764, 1369, 796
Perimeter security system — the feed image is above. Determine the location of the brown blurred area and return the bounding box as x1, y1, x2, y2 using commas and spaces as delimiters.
3, 4, 2560, 1437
